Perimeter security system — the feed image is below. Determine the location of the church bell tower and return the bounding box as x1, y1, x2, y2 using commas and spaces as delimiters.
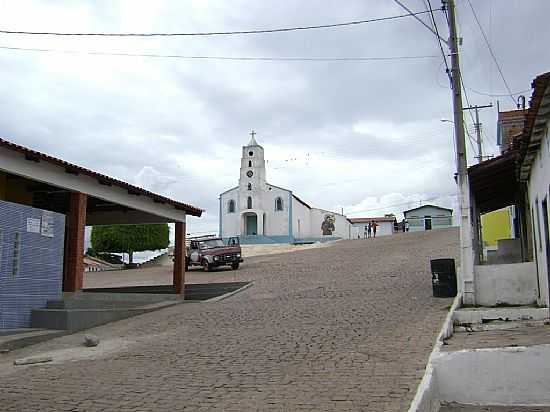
239, 130, 266, 193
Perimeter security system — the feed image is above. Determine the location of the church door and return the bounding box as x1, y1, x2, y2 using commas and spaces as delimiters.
246, 214, 258, 236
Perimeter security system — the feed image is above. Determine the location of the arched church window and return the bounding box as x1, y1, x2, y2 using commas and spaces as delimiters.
248, 183, 252, 191
275, 197, 284, 211
248, 160, 252, 167
247, 196, 252, 209
228, 199, 235, 213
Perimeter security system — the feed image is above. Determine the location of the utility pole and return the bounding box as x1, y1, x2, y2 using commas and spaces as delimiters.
445, 0, 475, 305
463, 103, 493, 163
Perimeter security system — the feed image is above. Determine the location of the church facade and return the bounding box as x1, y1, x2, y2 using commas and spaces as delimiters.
219, 135, 351, 244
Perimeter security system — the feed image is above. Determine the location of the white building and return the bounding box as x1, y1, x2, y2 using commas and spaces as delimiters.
466, 71, 550, 309
403, 205, 453, 232
519, 71, 550, 308
219, 135, 351, 244
348, 216, 396, 238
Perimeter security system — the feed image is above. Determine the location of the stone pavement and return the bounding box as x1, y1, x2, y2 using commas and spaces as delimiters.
0, 228, 458, 411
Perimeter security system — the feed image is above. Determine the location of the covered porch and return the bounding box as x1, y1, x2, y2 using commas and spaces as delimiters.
0, 138, 202, 329
468, 150, 538, 306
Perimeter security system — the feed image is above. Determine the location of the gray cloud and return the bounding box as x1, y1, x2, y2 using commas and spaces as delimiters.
0, 0, 549, 234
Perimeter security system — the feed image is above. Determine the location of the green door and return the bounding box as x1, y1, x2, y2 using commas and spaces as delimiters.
246, 215, 257, 235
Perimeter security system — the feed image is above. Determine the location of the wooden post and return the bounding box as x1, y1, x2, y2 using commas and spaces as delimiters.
173, 221, 186, 296
63, 192, 87, 292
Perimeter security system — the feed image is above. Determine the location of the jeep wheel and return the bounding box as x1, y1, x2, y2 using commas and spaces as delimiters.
202, 259, 212, 272
231, 262, 240, 270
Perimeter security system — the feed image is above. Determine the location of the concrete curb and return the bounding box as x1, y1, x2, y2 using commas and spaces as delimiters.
408, 293, 462, 412
202, 282, 253, 303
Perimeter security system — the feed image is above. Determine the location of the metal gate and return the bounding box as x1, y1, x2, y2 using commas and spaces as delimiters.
0, 200, 65, 328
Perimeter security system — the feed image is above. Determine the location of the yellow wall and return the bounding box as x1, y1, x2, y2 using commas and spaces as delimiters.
481, 208, 511, 246
0, 172, 6, 200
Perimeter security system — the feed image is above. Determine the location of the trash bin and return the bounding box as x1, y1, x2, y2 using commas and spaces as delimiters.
430, 258, 457, 298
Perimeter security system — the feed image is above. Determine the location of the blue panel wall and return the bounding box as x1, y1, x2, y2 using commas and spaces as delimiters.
0, 200, 65, 328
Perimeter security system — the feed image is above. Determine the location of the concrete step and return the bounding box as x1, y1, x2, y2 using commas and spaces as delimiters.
46, 299, 148, 309
0, 328, 67, 351
31, 301, 180, 331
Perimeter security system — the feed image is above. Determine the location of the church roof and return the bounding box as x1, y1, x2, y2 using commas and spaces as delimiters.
247, 135, 260, 146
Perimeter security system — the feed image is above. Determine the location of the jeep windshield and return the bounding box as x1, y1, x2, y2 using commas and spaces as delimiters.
198, 239, 225, 249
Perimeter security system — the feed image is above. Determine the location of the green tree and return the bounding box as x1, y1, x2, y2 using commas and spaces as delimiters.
90, 224, 170, 265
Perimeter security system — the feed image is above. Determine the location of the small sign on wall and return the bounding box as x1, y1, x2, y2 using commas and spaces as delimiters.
41, 212, 54, 238
26, 218, 41, 234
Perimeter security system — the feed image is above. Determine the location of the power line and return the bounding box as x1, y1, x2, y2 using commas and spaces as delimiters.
465, 0, 515, 105
426, 0, 451, 85
462, 83, 530, 98
0, 9, 438, 37
0, 45, 439, 62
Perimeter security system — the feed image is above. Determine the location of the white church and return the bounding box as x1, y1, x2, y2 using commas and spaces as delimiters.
219, 133, 352, 244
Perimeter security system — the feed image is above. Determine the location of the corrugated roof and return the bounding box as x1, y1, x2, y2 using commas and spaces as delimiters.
0, 137, 203, 217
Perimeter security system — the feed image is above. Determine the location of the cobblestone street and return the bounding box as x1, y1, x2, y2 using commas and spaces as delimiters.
0, 228, 458, 411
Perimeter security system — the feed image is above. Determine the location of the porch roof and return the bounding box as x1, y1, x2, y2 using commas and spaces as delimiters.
468, 150, 520, 214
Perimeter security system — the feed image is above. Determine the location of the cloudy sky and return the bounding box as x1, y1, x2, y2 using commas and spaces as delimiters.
1, 0, 549, 237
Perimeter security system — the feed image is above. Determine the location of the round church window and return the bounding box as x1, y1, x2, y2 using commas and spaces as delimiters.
249, 151, 253, 156
246, 170, 253, 178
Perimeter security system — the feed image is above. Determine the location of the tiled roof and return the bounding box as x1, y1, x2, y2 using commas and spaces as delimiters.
518, 71, 550, 180
0, 137, 203, 217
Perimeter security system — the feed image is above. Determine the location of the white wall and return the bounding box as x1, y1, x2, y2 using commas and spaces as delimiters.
405, 206, 453, 232
527, 116, 550, 307
351, 221, 394, 238
220, 188, 239, 238
310, 208, 351, 239
433, 344, 550, 405
292, 196, 311, 239
474, 262, 539, 306
262, 185, 290, 236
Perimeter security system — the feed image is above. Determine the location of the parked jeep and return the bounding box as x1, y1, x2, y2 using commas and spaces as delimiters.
185, 236, 243, 271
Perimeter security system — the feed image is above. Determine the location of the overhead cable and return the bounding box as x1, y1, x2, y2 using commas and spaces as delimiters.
0, 45, 439, 62
462, 83, 530, 98
0, 9, 439, 37
465, 0, 515, 105
426, 0, 451, 85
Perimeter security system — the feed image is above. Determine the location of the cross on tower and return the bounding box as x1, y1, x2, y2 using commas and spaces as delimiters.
250, 130, 256, 138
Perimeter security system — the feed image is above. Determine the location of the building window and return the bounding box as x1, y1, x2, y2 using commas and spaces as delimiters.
249, 151, 253, 156
228, 199, 235, 213
248, 183, 252, 191
248, 160, 252, 167
247, 196, 252, 209
275, 197, 283, 211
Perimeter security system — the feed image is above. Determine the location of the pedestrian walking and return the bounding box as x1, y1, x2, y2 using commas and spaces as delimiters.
363, 226, 368, 239
367, 222, 372, 238
372, 221, 378, 238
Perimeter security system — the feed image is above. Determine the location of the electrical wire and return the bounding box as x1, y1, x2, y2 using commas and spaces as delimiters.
426, 0, 451, 85
0, 45, 439, 62
465, 0, 515, 105
0, 9, 438, 37
462, 83, 530, 98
